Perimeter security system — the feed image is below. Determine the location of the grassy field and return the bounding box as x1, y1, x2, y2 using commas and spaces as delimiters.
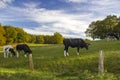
0, 40, 120, 80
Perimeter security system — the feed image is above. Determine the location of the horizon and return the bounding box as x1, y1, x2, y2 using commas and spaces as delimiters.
0, 0, 120, 39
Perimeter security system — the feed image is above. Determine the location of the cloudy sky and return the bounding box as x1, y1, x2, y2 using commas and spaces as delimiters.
0, 0, 120, 38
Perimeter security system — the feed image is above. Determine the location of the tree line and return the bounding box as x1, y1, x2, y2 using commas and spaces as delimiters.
0, 24, 63, 45
85, 15, 120, 40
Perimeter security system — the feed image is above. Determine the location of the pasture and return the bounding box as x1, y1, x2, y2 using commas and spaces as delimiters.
0, 40, 120, 80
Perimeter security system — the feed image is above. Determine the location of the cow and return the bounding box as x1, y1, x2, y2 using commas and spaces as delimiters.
106, 32, 119, 40
16, 44, 32, 58
63, 38, 89, 57
3, 45, 16, 58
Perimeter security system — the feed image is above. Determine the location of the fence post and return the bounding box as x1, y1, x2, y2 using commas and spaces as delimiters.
98, 50, 104, 74
29, 54, 34, 71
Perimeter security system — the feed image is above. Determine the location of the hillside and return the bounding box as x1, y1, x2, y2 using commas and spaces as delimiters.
0, 40, 120, 80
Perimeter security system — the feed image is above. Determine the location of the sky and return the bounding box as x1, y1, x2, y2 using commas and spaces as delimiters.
0, 0, 120, 39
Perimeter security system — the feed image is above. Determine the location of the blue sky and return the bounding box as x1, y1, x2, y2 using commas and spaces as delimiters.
0, 0, 120, 38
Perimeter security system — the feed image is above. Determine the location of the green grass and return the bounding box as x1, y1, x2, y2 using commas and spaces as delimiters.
0, 40, 120, 80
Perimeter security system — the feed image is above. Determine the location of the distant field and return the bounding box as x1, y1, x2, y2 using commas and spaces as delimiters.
0, 40, 120, 80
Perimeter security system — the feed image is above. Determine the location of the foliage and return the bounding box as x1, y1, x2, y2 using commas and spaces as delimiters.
29, 34, 36, 43
0, 24, 63, 45
15, 27, 29, 43
85, 15, 120, 40
4, 26, 17, 44
0, 24, 6, 45
53, 32, 64, 44
44, 33, 63, 44
35, 35, 44, 44
39, 35, 44, 44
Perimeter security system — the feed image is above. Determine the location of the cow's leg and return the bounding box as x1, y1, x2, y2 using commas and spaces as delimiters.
5, 49, 9, 58
64, 46, 69, 57
6, 51, 9, 58
77, 47, 80, 55
66, 47, 69, 56
16, 51, 19, 57
4, 51, 7, 58
24, 54, 27, 58
10, 52, 12, 57
64, 46, 66, 57
24, 52, 27, 58
64, 50, 66, 57
66, 52, 69, 56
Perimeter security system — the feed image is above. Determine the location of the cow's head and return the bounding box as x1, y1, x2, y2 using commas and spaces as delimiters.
9, 48, 16, 56
29, 50, 32, 54
26, 49, 32, 54
84, 43, 90, 50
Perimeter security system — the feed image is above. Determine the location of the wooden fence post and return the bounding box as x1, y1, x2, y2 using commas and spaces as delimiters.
98, 50, 104, 74
29, 54, 34, 71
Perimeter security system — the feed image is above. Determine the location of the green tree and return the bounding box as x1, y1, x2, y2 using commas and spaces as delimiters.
103, 15, 118, 32
85, 21, 99, 40
35, 35, 40, 43
44, 35, 53, 44
29, 34, 36, 43
114, 17, 120, 33
53, 32, 63, 44
25, 33, 31, 43
15, 27, 28, 43
4, 26, 17, 44
35, 35, 44, 44
85, 15, 119, 39
39, 35, 44, 44
0, 24, 6, 45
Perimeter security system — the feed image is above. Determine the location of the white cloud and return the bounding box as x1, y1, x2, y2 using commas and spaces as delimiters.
24, 8, 91, 38
0, 0, 120, 39
3, 3, 91, 38
23, 1, 120, 38
0, 0, 14, 8
23, 2, 40, 8
65, 0, 87, 3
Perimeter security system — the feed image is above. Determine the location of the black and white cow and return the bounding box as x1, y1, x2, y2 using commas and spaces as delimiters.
16, 44, 32, 57
63, 38, 89, 57
3, 45, 16, 58
106, 33, 119, 40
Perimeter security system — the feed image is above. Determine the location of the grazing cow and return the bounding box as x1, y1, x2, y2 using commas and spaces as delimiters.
63, 38, 89, 57
16, 44, 32, 57
3, 45, 16, 58
106, 33, 119, 40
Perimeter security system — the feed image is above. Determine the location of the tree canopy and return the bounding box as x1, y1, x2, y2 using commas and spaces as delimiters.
0, 24, 6, 45
85, 15, 120, 40
0, 24, 64, 45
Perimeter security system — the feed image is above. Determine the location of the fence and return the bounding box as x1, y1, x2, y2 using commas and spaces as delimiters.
98, 50, 104, 74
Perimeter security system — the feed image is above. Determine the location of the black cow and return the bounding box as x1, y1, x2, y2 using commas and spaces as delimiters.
63, 38, 89, 57
16, 44, 32, 57
106, 33, 119, 40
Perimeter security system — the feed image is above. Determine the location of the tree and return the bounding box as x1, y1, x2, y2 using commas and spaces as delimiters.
35, 35, 44, 44
25, 33, 31, 43
103, 15, 118, 32
85, 15, 119, 39
53, 32, 63, 44
39, 35, 44, 44
85, 21, 99, 40
15, 27, 29, 43
43, 32, 63, 44
44, 35, 53, 44
29, 34, 36, 43
114, 17, 120, 33
4, 26, 17, 44
0, 24, 6, 45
